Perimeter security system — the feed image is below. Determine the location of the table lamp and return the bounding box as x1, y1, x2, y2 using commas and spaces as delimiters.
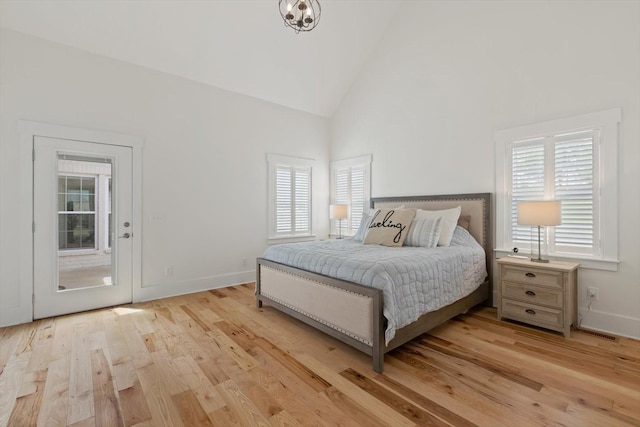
517, 201, 561, 263
329, 204, 349, 239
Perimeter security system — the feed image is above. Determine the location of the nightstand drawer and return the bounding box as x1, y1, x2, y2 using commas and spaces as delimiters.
501, 299, 563, 330
500, 265, 563, 289
501, 282, 563, 308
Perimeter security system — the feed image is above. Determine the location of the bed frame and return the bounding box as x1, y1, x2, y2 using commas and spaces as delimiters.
256, 193, 492, 372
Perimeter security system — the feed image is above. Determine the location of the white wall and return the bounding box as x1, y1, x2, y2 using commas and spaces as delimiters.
0, 29, 330, 326
331, 1, 640, 338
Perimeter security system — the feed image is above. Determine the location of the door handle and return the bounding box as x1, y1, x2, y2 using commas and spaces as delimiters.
119, 233, 131, 239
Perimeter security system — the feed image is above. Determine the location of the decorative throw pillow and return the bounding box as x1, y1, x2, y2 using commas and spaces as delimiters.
353, 205, 406, 242
353, 213, 373, 242
415, 206, 462, 246
404, 217, 443, 248
363, 209, 416, 247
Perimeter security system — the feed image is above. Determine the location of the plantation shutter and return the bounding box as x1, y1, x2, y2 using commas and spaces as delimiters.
511, 140, 545, 243
334, 167, 349, 236
554, 131, 597, 251
350, 166, 365, 232
275, 165, 311, 235
294, 167, 311, 233
332, 165, 366, 236
509, 130, 598, 256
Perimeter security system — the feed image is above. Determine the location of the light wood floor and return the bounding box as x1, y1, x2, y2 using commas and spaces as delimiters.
1, 284, 639, 427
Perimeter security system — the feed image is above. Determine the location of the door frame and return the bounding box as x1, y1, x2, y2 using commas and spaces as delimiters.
18, 120, 143, 321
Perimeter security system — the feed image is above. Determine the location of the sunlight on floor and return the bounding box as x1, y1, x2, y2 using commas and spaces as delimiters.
112, 307, 142, 316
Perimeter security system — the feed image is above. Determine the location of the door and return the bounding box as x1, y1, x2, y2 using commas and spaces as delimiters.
33, 136, 134, 319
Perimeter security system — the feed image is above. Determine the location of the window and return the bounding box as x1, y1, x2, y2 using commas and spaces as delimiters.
330, 155, 372, 237
267, 154, 313, 240
57, 156, 112, 256
58, 175, 97, 250
496, 109, 620, 269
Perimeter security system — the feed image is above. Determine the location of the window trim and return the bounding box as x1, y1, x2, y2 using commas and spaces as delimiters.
330, 154, 372, 237
495, 108, 621, 271
267, 153, 315, 243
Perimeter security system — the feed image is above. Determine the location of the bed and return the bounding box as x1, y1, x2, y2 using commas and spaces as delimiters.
255, 193, 492, 372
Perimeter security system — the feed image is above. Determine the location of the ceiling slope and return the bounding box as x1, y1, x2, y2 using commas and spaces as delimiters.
0, 0, 402, 117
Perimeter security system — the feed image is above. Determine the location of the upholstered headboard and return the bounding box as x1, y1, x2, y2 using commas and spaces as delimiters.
371, 193, 493, 286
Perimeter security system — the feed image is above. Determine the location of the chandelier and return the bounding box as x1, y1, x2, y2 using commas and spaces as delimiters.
279, 0, 321, 33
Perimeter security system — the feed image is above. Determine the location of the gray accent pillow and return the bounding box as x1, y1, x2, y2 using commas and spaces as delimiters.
363, 209, 416, 247
353, 213, 373, 242
404, 217, 443, 248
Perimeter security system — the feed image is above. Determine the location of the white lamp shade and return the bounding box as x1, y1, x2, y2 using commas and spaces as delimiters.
517, 201, 561, 226
329, 204, 349, 220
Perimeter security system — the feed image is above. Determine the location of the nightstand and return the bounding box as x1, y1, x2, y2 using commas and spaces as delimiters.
497, 257, 579, 338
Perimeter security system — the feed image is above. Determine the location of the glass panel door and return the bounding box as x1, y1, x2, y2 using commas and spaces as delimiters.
33, 136, 133, 319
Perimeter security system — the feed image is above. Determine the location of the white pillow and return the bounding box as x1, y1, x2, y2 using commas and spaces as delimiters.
404, 217, 442, 248
415, 206, 462, 246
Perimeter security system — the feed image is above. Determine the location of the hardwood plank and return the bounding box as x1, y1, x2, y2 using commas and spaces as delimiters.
6, 368, 46, 427
118, 378, 152, 427
206, 324, 259, 371
1, 287, 639, 427
296, 353, 415, 427
191, 384, 226, 414
68, 416, 96, 427
250, 347, 354, 427
404, 341, 579, 426
180, 305, 211, 332
36, 353, 71, 426
253, 337, 331, 393
148, 351, 190, 395
136, 362, 185, 427
321, 386, 392, 427
381, 356, 513, 427
0, 324, 27, 375
388, 346, 540, 427
268, 410, 301, 427
91, 348, 124, 427
68, 323, 95, 425
371, 371, 477, 427
340, 367, 450, 426
171, 389, 213, 426
216, 379, 270, 426
419, 335, 544, 391
0, 351, 31, 426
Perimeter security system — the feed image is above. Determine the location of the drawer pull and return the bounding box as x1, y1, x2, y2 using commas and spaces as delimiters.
525, 272, 536, 278
525, 309, 536, 315
525, 290, 536, 296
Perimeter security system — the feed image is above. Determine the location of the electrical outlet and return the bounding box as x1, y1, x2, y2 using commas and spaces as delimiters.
587, 287, 599, 301
242, 257, 248, 267
164, 265, 173, 276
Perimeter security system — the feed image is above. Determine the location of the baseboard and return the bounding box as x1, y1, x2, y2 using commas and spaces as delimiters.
578, 307, 640, 340
0, 305, 33, 328
135, 270, 256, 302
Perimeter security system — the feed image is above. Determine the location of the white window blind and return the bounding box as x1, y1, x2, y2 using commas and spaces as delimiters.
268, 154, 313, 240
554, 132, 596, 249
331, 155, 371, 237
511, 141, 545, 243
496, 109, 620, 269
509, 130, 598, 256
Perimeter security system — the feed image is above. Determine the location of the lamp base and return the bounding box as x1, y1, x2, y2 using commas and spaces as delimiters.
530, 258, 550, 263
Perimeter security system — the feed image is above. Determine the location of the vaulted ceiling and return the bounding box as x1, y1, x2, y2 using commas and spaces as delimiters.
0, 0, 403, 117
